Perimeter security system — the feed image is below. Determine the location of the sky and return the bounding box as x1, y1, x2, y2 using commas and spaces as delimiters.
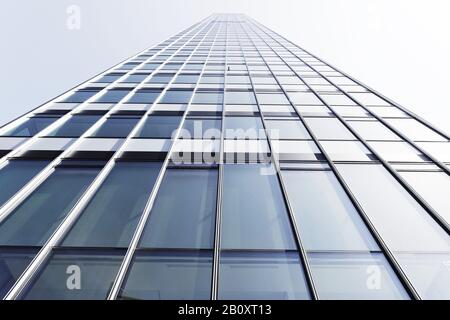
1, 0, 449, 133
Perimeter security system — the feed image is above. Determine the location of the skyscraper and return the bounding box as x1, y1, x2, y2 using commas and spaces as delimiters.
0, 13, 449, 300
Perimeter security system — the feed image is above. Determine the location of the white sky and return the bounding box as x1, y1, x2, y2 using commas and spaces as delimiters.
1, 0, 449, 133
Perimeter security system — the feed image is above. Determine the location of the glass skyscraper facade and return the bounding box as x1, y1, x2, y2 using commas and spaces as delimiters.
0, 14, 449, 300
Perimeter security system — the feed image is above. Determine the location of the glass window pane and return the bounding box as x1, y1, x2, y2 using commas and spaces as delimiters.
348, 120, 401, 141
221, 163, 297, 250
399, 171, 450, 225
265, 120, 311, 139
47, 115, 101, 138
126, 89, 162, 104
160, 90, 193, 104
139, 169, 217, 249
91, 117, 139, 138
192, 92, 224, 104
384, 118, 446, 142
121, 73, 150, 83
95, 73, 124, 83
61, 89, 101, 103
224, 116, 265, 140
200, 76, 224, 84
219, 251, 310, 300
0, 160, 49, 208
282, 170, 378, 251
304, 117, 355, 140
0, 248, 37, 298
94, 89, 132, 103
256, 93, 290, 105
0, 166, 101, 246
180, 118, 221, 139
147, 74, 174, 84
287, 92, 323, 105
308, 252, 408, 300
174, 74, 199, 84
118, 251, 212, 300
62, 162, 162, 248
2, 117, 59, 137
135, 115, 182, 138
22, 250, 123, 300
368, 141, 425, 162
225, 91, 257, 105
336, 164, 450, 252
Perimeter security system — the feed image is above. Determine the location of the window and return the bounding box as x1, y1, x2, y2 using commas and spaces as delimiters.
336, 164, 450, 252
265, 120, 311, 140
91, 117, 140, 138
192, 91, 224, 104
287, 92, 323, 105
256, 93, 290, 105
0, 248, 37, 298
118, 251, 212, 300
348, 120, 401, 141
126, 89, 162, 104
2, 116, 59, 137
180, 118, 221, 139
135, 115, 182, 138
308, 252, 408, 300
61, 88, 101, 103
221, 163, 296, 250
224, 116, 265, 140
200, 75, 224, 84
62, 162, 162, 248
384, 118, 446, 142
139, 168, 217, 249
121, 73, 150, 83
368, 141, 426, 162
320, 140, 372, 161
94, 88, 132, 103
147, 73, 174, 84
22, 250, 123, 300
0, 160, 49, 207
219, 252, 310, 300
0, 165, 101, 246
227, 75, 251, 84
281, 170, 378, 251
225, 91, 257, 105
174, 74, 199, 84
399, 171, 450, 225
94, 73, 124, 83
159, 90, 193, 104
304, 117, 355, 140
47, 115, 102, 138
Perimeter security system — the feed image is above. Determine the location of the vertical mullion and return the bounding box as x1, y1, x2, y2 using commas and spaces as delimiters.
211, 17, 228, 301
236, 20, 319, 300
242, 20, 420, 300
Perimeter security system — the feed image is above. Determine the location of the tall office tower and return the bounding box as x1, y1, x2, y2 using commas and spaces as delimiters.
0, 14, 449, 300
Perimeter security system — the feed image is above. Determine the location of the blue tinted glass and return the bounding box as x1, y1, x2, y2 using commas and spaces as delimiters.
226, 91, 257, 105
174, 74, 199, 84
200, 76, 224, 84
139, 169, 217, 249
219, 251, 310, 300
2, 117, 59, 137
183, 64, 204, 71
126, 90, 162, 104
140, 63, 161, 70
119, 251, 212, 300
308, 252, 408, 300
47, 115, 101, 137
0, 166, 100, 246
224, 116, 265, 139
95, 89, 132, 103
0, 248, 37, 299
147, 74, 174, 84
0, 160, 49, 207
62, 89, 100, 103
192, 92, 224, 104
281, 170, 378, 251
91, 117, 140, 138
94, 73, 124, 83
121, 73, 150, 83
136, 116, 182, 138
63, 162, 162, 247
180, 118, 221, 139
265, 120, 311, 139
160, 90, 193, 104
221, 164, 297, 250
22, 250, 123, 300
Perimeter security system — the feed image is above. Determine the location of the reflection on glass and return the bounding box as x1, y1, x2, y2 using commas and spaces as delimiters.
0, 248, 37, 298
2, 117, 58, 137
63, 162, 162, 248
47, 115, 101, 138
119, 251, 212, 300
219, 251, 310, 300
